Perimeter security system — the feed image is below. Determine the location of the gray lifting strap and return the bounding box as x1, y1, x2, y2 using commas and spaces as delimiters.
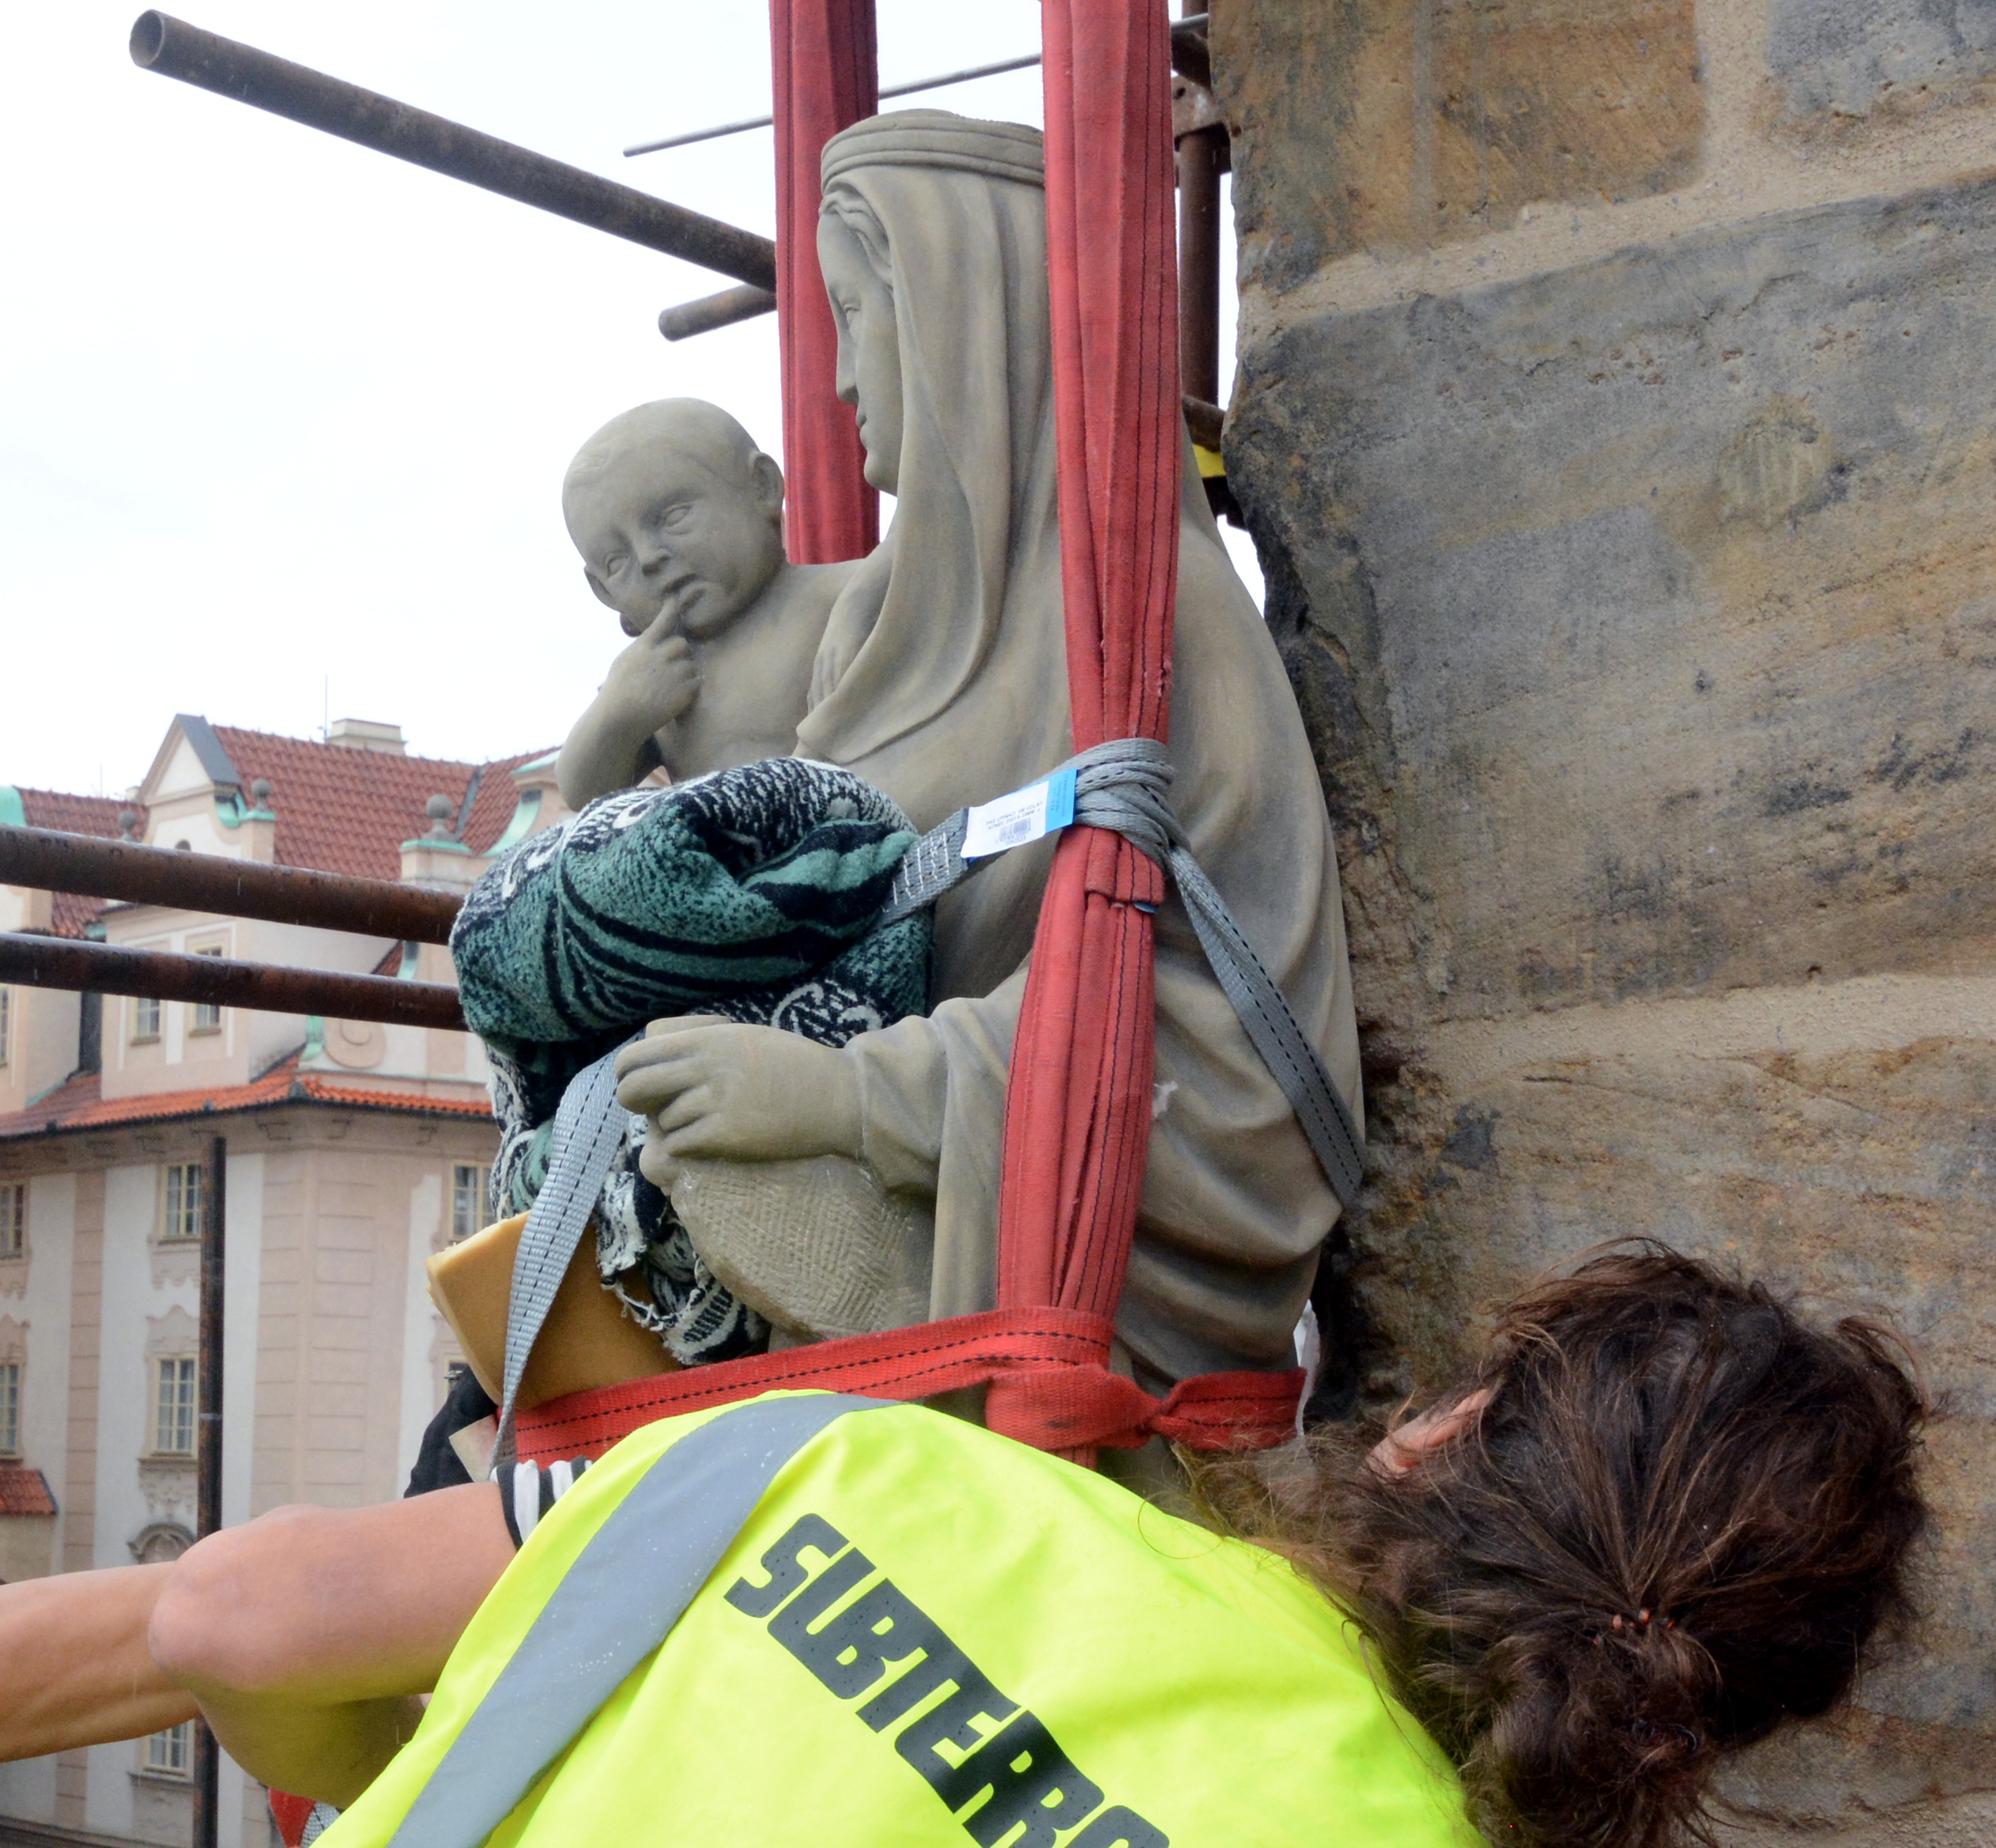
493, 1046, 631, 1470
387, 1394, 888, 1848
881, 737, 1366, 1209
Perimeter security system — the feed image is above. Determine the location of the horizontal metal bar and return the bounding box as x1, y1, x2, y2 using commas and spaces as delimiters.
0, 825, 462, 944
659, 284, 778, 341
131, 11, 777, 291
623, 109, 778, 159
622, 18, 1209, 159
0, 933, 466, 1032
879, 49, 1041, 101
624, 51, 1043, 157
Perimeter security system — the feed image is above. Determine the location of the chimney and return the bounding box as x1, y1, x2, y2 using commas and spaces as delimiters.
326, 718, 406, 756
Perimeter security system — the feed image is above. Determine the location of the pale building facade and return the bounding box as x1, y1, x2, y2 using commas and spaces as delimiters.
0, 716, 564, 1848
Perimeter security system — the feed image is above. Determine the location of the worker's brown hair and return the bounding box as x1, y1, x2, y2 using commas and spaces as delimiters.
1200, 1245, 1928, 1848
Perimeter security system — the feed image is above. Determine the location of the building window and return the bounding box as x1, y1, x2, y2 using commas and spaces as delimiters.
0, 1182, 23, 1259
0, 985, 10, 1066
0, 1362, 18, 1458
161, 1163, 203, 1243
153, 1356, 197, 1458
131, 993, 161, 1043
144, 1722, 192, 1778
189, 945, 225, 1034
451, 1164, 492, 1242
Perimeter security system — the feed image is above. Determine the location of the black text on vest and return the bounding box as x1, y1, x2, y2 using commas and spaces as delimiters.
727, 1514, 1168, 1848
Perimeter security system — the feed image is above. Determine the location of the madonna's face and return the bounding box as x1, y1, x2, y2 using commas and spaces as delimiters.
818, 214, 904, 495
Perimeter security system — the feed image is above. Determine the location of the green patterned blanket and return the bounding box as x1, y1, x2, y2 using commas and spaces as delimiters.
450, 758, 930, 1364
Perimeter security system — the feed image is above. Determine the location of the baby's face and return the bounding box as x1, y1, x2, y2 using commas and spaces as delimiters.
565, 445, 784, 640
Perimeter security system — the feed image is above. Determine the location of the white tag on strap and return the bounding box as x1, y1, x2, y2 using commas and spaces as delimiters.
960, 766, 1077, 858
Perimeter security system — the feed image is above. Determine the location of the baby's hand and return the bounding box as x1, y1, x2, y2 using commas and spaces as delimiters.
602, 612, 700, 730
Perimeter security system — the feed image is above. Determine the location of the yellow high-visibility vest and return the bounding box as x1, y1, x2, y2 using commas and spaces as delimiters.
326, 1393, 1478, 1848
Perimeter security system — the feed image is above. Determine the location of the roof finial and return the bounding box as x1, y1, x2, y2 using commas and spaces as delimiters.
117, 807, 141, 842
424, 793, 455, 839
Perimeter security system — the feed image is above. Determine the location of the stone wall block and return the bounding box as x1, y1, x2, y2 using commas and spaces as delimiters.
1235, 177, 1996, 1025
1769, 0, 1996, 131
1229, 77, 1996, 1815
1217, 0, 1705, 292
1351, 1024, 1996, 1819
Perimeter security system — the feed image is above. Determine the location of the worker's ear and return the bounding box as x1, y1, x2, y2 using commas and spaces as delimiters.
583, 565, 617, 609
749, 451, 786, 519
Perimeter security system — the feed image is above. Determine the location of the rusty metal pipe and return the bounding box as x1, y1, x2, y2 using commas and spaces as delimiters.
1177, 129, 1224, 408
1177, 115, 1224, 408
659, 285, 779, 341
0, 825, 462, 943
190, 1130, 225, 1848
129, 12, 778, 291
1170, 13, 1212, 89
1182, 394, 1225, 453
0, 933, 466, 1032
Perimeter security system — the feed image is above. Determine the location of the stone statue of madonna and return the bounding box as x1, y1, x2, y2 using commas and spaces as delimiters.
617, 111, 1363, 1398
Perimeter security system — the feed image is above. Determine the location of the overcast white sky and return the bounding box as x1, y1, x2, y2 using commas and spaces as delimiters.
2, 2, 1251, 798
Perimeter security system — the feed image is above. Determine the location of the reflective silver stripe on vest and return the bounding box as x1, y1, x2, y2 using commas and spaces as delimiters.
388, 1393, 889, 1848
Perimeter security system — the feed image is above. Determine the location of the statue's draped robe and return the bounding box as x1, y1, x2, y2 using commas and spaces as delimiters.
798, 114, 1363, 1390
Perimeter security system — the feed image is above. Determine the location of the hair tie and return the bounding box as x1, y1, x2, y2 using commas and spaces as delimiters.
1604, 1609, 1674, 1638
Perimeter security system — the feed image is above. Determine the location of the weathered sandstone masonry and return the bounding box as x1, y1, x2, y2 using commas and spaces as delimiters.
1214, 0, 1996, 1838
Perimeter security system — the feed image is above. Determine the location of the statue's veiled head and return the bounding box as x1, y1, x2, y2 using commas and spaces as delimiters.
562, 399, 787, 639
817, 112, 1048, 502
799, 112, 1059, 777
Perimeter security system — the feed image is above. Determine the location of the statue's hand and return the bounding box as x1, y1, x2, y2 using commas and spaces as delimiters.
615, 1017, 863, 1188
602, 608, 700, 732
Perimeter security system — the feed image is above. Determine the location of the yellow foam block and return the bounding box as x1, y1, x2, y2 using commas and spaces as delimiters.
427, 1213, 678, 1409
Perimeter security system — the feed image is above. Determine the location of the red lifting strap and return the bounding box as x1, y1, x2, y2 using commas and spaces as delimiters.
989, 0, 1183, 1466
515, 1309, 1303, 1461
770, 0, 878, 563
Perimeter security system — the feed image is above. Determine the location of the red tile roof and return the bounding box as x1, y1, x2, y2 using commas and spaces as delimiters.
462, 750, 557, 858
208, 727, 553, 881
0, 1054, 493, 1141
0, 1466, 57, 1519
17, 788, 130, 839
14, 788, 143, 937
300, 1073, 495, 1115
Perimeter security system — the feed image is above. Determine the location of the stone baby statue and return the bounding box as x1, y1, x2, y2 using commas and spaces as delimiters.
417, 400, 873, 1447
555, 399, 857, 804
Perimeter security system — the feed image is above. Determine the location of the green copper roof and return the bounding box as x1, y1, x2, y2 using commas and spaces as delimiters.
483, 786, 543, 857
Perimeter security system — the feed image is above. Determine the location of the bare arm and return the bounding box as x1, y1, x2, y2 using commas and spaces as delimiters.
0, 1565, 198, 1760
148, 1483, 515, 1807
557, 614, 700, 808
